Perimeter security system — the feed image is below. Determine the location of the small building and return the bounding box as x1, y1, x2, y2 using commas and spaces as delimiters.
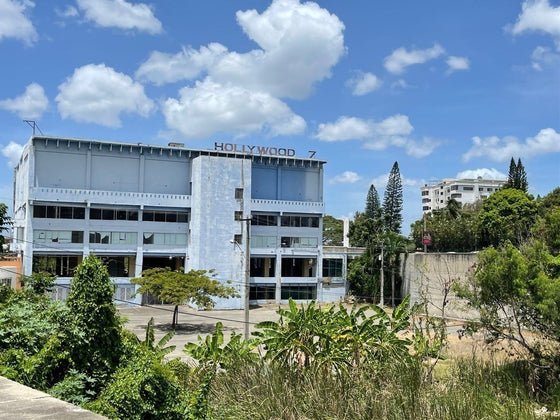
0, 254, 23, 289
12, 136, 333, 308
421, 177, 506, 214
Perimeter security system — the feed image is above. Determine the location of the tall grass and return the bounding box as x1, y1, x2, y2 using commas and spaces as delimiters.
205, 357, 542, 420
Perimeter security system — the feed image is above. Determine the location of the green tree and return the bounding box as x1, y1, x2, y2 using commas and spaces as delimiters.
456, 240, 560, 363
0, 203, 12, 251
132, 268, 237, 329
504, 157, 528, 192
21, 272, 56, 295
477, 188, 537, 247
322, 215, 343, 246
365, 184, 381, 220
66, 255, 123, 387
383, 162, 403, 234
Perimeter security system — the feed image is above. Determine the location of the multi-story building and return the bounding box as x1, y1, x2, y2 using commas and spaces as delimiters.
421, 177, 506, 214
11, 135, 338, 309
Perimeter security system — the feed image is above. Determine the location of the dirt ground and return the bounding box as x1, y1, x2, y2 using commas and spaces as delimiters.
118, 303, 501, 362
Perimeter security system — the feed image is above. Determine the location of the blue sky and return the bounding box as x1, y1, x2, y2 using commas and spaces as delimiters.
0, 0, 558, 234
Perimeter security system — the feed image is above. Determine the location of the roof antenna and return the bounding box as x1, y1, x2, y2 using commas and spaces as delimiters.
23, 120, 43, 136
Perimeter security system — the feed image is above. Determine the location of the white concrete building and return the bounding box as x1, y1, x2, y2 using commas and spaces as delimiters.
11, 136, 340, 308
421, 177, 506, 214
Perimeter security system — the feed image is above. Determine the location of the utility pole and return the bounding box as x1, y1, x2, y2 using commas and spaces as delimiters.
423, 214, 427, 253
379, 245, 384, 306
242, 217, 251, 339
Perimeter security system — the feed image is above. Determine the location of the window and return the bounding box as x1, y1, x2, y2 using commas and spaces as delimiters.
281, 285, 316, 300
142, 210, 189, 223
451, 185, 459, 191
251, 235, 277, 248
422, 198, 431, 203
90, 231, 137, 245
281, 237, 318, 248
487, 188, 493, 192
90, 207, 138, 221
251, 215, 277, 226
479, 187, 484, 192
421, 190, 429, 196
33, 205, 86, 219
33, 255, 81, 277
322, 259, 343, 277
423, 206, 430, 211
451, 193, 462, 199
280, 215, 319, 228
233, 234, 243, 244
235, 188, 243, 199
250, 284, 275, 300
96, 255, 133, 277
281, 257, 316, 277
250, 257, 276, 277
463, 186, 474, 191
234, 211, 243, 221
143, 233, 187, 245
34, 230, 83, 244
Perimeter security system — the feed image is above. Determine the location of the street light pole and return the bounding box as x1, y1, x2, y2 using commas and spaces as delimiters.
242, 217, 251, 339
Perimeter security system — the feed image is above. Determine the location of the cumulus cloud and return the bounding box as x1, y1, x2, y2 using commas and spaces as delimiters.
135, 43, 228, 85
509, 0, 560, 44
1, 141, 24, 167
531, 45, 560, 70
456, 168, 507, 180
0, 83, 48, 119
330, 171, 361, 184
384, 43, 445, 74
315, 116, 371, 141
346, 72, 382, 96
446, 56, 470, 74
462, 128, 560, 162
391, 79, 411, 90
56, 63, 154, 127
161, 78, 306, 139
0, 0, 38, 45
55, 5, 78, 18
315, 114, 441, 158
76, 0, 162, 34
138, 0, 345, 99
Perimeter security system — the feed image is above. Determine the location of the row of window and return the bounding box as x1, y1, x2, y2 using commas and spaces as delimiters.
251, 235, 319, 248
250, 285, 316, 300
33, 230, 187, 246
33, 205, 189, 223
250, 215, 320, 227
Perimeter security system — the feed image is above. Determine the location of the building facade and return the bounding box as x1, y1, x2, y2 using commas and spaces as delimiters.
421, 177, 506, 214
11, 136, 340, 309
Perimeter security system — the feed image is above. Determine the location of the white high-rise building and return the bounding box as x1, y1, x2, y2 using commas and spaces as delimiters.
421, 177, 506, 214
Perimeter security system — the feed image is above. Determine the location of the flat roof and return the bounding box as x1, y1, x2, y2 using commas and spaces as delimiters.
30, 135, 326, 167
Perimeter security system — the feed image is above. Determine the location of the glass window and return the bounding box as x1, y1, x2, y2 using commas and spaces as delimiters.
251, 235, 276, 248
177, 212, 188, 223
33, 206, 46, 218
323, 259, 343, 277
143, 233, 154, 244
127, 210, 138, 221
234, 211, 243, 221
154, 212, 165, 222
102, 209, 115, 220
235, 188, 243, 199
46, 206, 57, 218
281, 285, 316, 300
59, 207, 73, 219
116, 210, 127, 220
166, 212, 177, 223
252, 215, 277, 226
90, 208, 102, 219
73, 207, 85, 219
142, 211, 154, 221
250, 284, 275, 300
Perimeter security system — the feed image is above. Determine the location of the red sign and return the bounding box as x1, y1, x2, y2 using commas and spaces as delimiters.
422, 231, 432, 245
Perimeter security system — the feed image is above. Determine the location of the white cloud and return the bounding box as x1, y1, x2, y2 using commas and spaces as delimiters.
391, 79, 411, 89
509, 0, 560, 42
1, 141, 24, 167
316, 114, 441, 158
135, 43, 228, 85
456, 168, 507, 180
137, 0, 345, 99
56, 63, 154, 127
446, 56, 470, 74
531, 45, 560, 70
330, 171, 361, 184
346, 72, 382, 96
315, 116, 371, 141
462, 128, 560, 162
76, 0, 162, 34
0, 0, 38, 46
0, 83, 48, 119
55, 5, 78, 18
161, 78, 306, 139
384, 43, 445, 74
210, 0, 345, 99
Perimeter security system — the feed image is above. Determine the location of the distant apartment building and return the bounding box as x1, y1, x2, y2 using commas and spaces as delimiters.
421, 177, 506, 214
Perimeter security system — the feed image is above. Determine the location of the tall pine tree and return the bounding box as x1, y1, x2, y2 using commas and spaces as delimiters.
382, 161, 403, 234
365, 184, 381, 219
504, 157, 528, 193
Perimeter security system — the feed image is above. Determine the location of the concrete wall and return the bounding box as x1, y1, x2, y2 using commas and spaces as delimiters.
401, 252, 478, 319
